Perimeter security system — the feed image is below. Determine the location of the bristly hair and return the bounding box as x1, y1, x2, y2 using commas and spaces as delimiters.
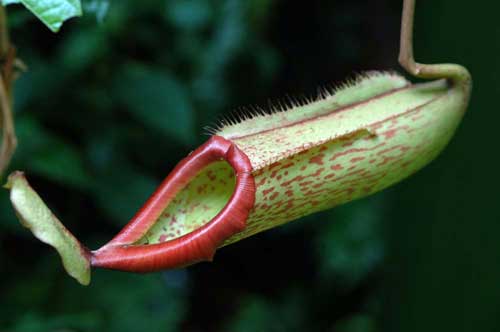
205, 71, 409, 139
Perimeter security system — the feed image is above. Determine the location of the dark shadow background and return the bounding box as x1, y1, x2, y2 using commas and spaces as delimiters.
0, 0, 498, 331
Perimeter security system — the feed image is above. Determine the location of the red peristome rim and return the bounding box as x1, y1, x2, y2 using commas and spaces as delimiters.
91, 136, 255, 272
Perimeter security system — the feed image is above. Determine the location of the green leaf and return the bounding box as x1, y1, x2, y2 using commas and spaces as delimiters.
14, 116, 93, 190
6, 171, 91, 285
57, 27, 107, 72
82, 0, 109, 22
1, 0, 21, 5
3, 0, 82, 32
316, 198, 385, 288
93, 167, 158, 224
112, 64, 196, 145
164, 0, 212, 30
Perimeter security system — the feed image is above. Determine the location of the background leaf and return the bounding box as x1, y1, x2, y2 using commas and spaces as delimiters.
1, 0, 21, 5
14, 116, 92, 190
4, 0, 82, 32
112, 64, 196, 145
82, 0, 109, 22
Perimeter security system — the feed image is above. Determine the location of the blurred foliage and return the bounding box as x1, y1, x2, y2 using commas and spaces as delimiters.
316, 198, 385, 290
0, 0, 498, 331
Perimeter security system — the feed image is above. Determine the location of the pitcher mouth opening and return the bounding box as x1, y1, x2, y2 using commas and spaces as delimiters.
91, 136, 256, 272
135, 160, 237, 245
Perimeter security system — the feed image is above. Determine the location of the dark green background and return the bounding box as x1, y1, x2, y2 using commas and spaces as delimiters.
0, 0, 497, 331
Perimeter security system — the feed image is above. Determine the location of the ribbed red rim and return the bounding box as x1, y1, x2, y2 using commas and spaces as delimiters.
91, 136, 255, 272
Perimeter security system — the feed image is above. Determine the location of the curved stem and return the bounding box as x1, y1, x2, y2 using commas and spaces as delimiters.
398, 0, 471, 89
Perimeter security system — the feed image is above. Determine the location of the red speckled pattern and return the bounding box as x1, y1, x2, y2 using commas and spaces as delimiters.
135, 161, 237, 244
224, 87, 464, 245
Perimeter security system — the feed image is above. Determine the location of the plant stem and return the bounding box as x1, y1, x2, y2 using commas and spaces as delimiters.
0, 5, 17, 177
398, 0, 471, 87
0, 6, 9, 57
